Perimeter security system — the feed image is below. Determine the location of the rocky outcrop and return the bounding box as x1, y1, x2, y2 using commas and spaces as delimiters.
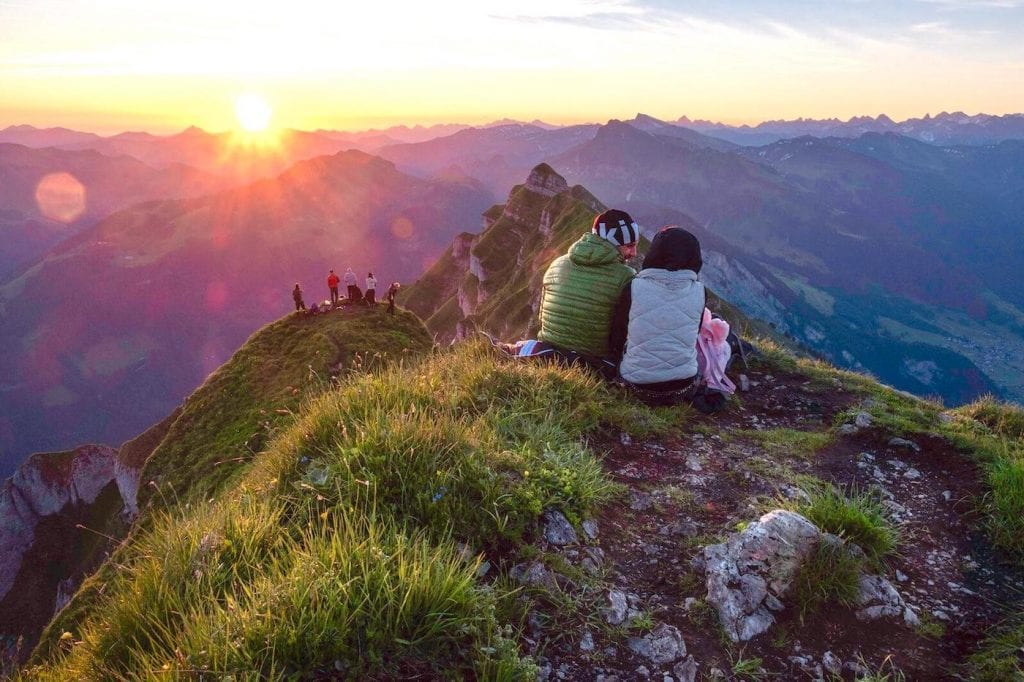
525, 163, 569, 197
701, 510, 820, 641
406, 164, 608, 344
700, 509, 916, 641
0, 444, 125, 602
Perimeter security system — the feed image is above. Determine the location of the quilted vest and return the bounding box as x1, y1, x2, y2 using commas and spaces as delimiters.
538, 233, 635, 358
619, 268, 704, 385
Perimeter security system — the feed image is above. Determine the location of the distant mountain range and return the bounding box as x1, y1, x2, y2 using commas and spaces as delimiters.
678, 111, 1024, 147
0, 143, 228, 280
0, 151, 491, 476
3, 110, 1024, 475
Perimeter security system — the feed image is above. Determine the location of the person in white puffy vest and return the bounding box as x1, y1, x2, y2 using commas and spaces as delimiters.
610, 226, 705, 405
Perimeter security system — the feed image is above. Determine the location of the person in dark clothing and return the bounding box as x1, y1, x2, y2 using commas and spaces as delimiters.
327, 270, 340, 305
609, 226, 705, 406
292, 283, 306, 312
386, 282, 400, 314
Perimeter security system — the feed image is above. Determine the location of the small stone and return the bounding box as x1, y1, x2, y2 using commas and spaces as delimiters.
933, 609, 950, 621
739, 374, 751, 392
942, 490, 953, 502
939, 413, 954, 424
620, 432, 633, 446
683, 597, 698, 611
476, 560, 491, 577
582, 519, 599, 540
605, 590, 629, 625
580, 630, 595, 652
628, 623, 687, 664
854, 411, 873, 428
838, 424, 858, 435
903, 468, 922, 480
822, 651, 842, 676
888, 437, 921, 451
543, 509, 578, 545
896, 570, 909, 582
685, 454, 703, 472
635, 665, 650, 678
630, 491, 654, 511
673, 656, 699, 682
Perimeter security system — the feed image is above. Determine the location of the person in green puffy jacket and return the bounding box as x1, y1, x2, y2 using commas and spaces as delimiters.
537, 209, 639, 358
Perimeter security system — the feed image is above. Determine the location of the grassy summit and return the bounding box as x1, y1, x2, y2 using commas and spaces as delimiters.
19, 305, 1024, 679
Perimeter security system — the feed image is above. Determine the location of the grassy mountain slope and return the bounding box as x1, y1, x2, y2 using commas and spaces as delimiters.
14, 307, 431, 668
18, 319, 1024, 679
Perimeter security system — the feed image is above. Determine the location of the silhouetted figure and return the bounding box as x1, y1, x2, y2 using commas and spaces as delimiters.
327, 269, 340, 305
386, 282, 400, 314
344, 267, 358, 301
292, 283, 306, 311
365, 272, 377, 306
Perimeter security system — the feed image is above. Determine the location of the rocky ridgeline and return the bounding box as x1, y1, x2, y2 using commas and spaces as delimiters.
406, 163, 604, 343
0, 444, 139, 605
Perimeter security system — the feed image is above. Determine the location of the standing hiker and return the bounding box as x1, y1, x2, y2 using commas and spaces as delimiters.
327, 269, 340, 305
365, 272, 378, 306
386, 282, 400, 315
344, 267, 358, 301
292, 283, 306, 312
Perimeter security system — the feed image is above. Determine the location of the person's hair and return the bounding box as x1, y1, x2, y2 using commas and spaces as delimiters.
642, 225, 702, 273
368, 272, 374, 277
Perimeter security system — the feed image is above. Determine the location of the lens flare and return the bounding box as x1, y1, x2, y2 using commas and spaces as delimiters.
35, 172, 86, 223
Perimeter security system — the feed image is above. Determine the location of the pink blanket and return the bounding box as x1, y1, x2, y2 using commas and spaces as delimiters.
696, 308, 736, 394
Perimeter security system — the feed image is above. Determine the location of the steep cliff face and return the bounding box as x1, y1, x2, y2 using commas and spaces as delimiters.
0, 445, 130, 604
405, 164, 604, 343
0, 442, 147, 662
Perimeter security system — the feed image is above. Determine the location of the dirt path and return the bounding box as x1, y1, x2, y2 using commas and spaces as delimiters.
527, 366, 1024, 681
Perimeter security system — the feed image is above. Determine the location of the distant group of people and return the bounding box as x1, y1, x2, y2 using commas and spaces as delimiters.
292, 267, 401, 315
498, 208, 738, 410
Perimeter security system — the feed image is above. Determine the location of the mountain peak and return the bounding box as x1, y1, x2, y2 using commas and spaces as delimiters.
524, 163, 568, 197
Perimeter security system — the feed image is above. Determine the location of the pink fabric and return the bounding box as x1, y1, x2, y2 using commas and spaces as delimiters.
696, 308, 736, 394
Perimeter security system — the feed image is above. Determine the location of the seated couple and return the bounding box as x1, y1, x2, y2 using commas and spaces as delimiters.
501, 209, 734, 408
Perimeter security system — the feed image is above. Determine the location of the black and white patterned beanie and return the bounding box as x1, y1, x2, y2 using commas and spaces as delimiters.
592, 209, 639, 246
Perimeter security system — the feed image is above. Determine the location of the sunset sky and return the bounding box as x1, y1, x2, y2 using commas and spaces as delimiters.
2, 0, 1023, 134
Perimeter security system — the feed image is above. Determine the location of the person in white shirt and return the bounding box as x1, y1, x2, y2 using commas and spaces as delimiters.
365, 272, 378, 306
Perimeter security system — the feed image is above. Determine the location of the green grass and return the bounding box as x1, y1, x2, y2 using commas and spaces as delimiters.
797, 486, 899, 566
26, 338, 676, 678
139, 307, 434, 509
737, 427, 834, 460
791, 539, 863, 622
965, 617, 1024, 681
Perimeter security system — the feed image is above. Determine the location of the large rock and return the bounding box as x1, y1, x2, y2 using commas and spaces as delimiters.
702, 510, 821, 641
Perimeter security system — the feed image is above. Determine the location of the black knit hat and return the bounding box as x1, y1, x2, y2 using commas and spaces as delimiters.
642, 226, 702, 273
592, 209, 639, 246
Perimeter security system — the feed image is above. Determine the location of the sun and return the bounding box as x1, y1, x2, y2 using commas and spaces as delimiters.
234, 93, 272, 132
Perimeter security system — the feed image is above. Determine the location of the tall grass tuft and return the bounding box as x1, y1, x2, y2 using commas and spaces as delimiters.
797, 486, 898, 566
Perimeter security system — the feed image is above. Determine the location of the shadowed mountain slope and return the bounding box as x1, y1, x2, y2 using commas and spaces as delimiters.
0, 143, 227, 280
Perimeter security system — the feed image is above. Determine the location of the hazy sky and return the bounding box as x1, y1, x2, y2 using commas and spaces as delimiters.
1, 0, 1023, 133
